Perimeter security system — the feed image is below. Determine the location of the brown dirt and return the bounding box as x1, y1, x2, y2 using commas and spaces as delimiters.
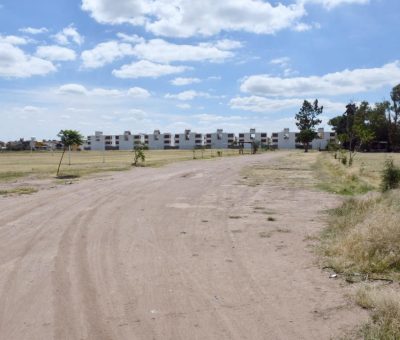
0, 152, 366, 339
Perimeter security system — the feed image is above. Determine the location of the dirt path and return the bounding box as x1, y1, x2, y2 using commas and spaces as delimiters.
0, 152, 365, 339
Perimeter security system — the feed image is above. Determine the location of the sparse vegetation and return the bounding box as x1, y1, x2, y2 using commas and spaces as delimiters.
381, 158, 400, 192
0, 187, 38, 195
355, 286, 400, 339
132, 144, 146, 166
321, 190, 400, 276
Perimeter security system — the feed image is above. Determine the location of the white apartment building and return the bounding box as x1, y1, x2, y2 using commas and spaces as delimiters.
174, 130, 203, 149
271, 128, 335, 150
146, 130, 173, 149
115, 131, 134, 150
204, 129, 235, 149
86, 131, 106, 151
238, 129, 268, 149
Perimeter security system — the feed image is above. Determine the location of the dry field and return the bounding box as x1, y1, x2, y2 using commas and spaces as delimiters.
0, 149, 243, 181
0, 151, 369, 339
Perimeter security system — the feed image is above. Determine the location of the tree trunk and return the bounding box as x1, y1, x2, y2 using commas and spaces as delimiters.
304, 142, 309, 153
57, 148, 66, 177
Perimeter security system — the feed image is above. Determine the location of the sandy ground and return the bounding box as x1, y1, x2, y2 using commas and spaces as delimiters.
0, 152, 366, 340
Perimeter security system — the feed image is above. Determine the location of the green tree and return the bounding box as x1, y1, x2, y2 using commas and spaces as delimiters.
56, 130, 84, 176
295, 99, 323, 152
388, 84, 400, 151
132, 143, 146, 166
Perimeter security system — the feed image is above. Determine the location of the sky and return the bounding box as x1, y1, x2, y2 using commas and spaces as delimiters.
0, 0, 399, 140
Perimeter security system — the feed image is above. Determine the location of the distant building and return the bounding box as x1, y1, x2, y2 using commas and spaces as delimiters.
271, 128, 335, 150
174, 130, 203, 149
238, 129, 268, 149
86, 131, 106, 151
204, 129, 235, 149
147, 130, 173, 150
115, 131, 134, 150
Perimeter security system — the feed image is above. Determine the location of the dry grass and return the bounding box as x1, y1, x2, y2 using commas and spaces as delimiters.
0, 149, 242, 182
321, 190, 400, 276
355, 286, 400, 339
314, 153, 373, 195
0, 187, 38, 196
239, 150, 317, 188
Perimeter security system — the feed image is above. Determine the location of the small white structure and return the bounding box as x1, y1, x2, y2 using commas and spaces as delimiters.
271, 128, 335, 150
147, 130, 173, 149
238, 129, 268, 148
204, 129, 235, 148
174, 130, 203, 149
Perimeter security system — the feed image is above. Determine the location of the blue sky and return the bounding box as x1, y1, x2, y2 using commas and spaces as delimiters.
0, 0, 399, 140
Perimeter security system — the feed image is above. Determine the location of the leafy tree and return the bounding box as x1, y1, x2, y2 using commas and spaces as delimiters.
329, 102, 375, 166
295, 99, 323, 152
388, 84, 400, 151
56, 130, 84, 176
132, 143, 146, 166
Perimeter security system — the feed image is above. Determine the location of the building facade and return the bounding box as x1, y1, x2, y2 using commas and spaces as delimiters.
238, 129, 268, 149
204, 129, 235, 149
271, 128, 335, 150
174, 130, 203, 149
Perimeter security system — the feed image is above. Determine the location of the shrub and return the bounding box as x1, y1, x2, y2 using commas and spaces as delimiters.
381, 158, 400, 192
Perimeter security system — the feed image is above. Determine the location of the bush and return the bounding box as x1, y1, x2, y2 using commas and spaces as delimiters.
381, 158, 400, 192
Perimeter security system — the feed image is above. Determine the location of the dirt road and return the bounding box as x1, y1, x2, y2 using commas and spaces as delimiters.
0, 152, 364, 339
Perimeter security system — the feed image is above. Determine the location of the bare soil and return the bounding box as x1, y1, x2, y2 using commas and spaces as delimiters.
0, 152, 366, 339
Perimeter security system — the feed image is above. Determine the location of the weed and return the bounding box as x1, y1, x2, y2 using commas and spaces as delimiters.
267, 217, 276, 221
381, 158, 400, 192
354, 286, 400, 339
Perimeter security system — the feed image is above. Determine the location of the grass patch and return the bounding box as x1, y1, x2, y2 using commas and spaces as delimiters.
314, 154, 373, 195
0, 187, 38, 195
267, 216, 276, 221
320, 190, 400, 277
0, 171, 26, 181
355, 286, 400, 339
229, 215, 242, 219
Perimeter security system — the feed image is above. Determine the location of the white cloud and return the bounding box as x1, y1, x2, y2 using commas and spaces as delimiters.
19, 27, 48, 35
53, 25, 84, 45
127, 87, 151, 98
132, 39, 239, 63
240, 61, 400, 97
270, 57, 290, 67
57, 83, 151, 98
81, 41, 134, 68
81, 38, 240, 68
301, 0, 369, 10
58, 83, 88, 95
112, 60, 189, 79
0, 42, 56, 78
116, 32, 144, 43
22, 106, 44, 113
177, 103, 191, 109
36, 45, 77, 61
81, 0, 306, 38
171, 77, 201, 86
165, 90, 211, 101
229, 95, 346, 113
293, 22, 313, 32
0, 35, 29, 45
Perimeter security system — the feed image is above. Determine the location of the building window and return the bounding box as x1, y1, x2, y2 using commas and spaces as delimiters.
272, 133, 278, 138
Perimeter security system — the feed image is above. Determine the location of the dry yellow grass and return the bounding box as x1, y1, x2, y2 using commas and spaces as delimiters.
355, 286, 400, 339
321, 190, 400, 276
0, 148, 243, 181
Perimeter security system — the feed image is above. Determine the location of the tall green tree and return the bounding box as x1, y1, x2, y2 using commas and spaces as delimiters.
57, 130, 84, 176
389, 84, 400, 151
295, 99, 323, 152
